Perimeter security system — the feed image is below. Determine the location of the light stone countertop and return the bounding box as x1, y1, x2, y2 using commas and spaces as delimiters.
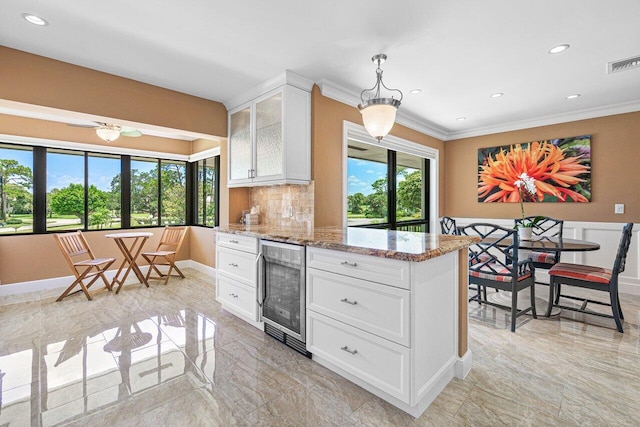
216, 224, 478, 262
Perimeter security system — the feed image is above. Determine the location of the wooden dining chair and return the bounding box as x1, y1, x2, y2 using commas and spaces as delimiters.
458, 223, 537, 332
141, 226, 187, 285
53, 231, 116, 302
547, 222, 633, 332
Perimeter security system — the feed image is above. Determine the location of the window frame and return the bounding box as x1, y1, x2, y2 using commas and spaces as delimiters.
342, 121, 439, 232
0, 138, 219, 236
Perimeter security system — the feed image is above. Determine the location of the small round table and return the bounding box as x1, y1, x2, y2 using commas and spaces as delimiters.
105, 232, 153, 294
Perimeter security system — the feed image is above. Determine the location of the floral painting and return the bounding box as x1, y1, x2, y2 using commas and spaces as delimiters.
478, 135, 591, 203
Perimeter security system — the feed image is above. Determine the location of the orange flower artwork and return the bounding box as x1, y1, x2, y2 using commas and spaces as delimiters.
478, 136, 591, 203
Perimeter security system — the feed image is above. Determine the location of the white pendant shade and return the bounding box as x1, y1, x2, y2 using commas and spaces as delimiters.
96, 126, 121, 143
360, 103, 398, 141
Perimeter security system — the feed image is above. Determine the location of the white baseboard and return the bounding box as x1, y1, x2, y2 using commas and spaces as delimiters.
0, 260, 215, 299
454, 350, 473, 379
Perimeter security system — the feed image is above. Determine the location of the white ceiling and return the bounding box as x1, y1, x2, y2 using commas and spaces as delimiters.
2, 0, 640, 140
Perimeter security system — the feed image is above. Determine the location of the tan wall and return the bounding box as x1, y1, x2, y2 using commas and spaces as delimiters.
0, 47, 227, 137
311, 85, 445, 227
189, 226, 215, 267
444, 112, 640, 223
0, 228, 189, 285
0, 114, 192, 154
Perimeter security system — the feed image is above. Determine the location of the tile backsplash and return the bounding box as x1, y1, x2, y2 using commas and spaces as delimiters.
249, 182, 314, 229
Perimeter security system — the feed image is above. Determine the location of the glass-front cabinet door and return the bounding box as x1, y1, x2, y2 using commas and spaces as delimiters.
254, 90, 284, 181
228, 104, 253, 184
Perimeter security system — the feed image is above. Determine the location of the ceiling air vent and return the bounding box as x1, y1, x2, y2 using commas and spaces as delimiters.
608, 55, 640, 74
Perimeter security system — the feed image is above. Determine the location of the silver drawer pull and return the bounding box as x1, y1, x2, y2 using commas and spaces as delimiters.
228, 293, 238, 298
340, 298, 357, 305
229, 239, 239, 244
341, 261, 358, 267
228, 263, 238, 267
341, 346, 358, 355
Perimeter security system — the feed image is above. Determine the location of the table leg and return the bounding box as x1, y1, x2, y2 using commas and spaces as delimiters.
112, 237, 150, 294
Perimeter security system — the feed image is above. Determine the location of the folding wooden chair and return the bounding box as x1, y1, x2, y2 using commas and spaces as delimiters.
53, 231, 116, 302
141, 226, 187, 285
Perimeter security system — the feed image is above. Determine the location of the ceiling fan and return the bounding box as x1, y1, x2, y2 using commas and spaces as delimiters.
68, 121, 142, 142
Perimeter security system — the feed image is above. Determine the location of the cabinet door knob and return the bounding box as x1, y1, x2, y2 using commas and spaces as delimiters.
340, 261, 358, 267
229, 293, 238, 298
340, 298, 358, 305
341, 345, 358, 355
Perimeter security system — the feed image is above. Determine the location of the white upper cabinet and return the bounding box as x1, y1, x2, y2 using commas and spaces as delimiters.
226, 71, 312, 187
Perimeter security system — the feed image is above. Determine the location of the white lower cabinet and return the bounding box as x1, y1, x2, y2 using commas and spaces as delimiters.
306, 246, 459, 418
307, 311, 410, 403
216, 232, 259, 324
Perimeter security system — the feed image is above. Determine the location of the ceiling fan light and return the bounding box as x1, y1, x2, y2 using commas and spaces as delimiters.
96, 125, 121, 142
359, 102, 398, 142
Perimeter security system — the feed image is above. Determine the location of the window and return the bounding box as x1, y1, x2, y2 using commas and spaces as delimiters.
0, 140, 212, 236
160, 160, 186, 225
196, 157, 218, 227
47, 149, 85, 231
88, 154, 121, 230
344, 123, 436, 232
130, 158, 159, 227
346, 140, 388, 226
0, 144, 33, 234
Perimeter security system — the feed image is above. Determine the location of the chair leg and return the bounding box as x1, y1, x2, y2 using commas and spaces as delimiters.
510, 290, 518, 332
546, 279, 555, 317
57, 268, 94, 302
610, 291, 624, 333
616, 292, 624, 320
530, 282, 537, 319
554, 283, 561, 305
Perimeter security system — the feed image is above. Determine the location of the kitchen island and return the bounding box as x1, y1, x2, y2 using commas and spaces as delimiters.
216, 224, 478, 417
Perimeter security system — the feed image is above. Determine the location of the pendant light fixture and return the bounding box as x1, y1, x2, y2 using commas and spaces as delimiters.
358, 54, 403, 142
95, 124, 121, 143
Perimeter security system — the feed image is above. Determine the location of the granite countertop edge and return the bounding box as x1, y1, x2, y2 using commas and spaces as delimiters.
216, 225, 479, 262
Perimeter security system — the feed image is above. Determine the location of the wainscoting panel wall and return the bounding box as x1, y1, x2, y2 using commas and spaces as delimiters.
452, 219, 639, 295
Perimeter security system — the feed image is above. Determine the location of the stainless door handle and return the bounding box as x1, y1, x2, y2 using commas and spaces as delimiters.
228, 263, 238, 267
341, 346, 358, 355
228, 293, 238, 298
229, 239, 239, 244
341, 261, 357, 267
256, 252, 264, 308
340, 298, 357, 305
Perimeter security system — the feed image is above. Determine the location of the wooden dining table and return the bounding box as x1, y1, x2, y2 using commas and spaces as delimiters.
105, 232, 153, 294
481, 236, 601, 315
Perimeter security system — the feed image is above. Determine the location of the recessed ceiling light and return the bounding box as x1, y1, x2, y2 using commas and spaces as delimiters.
490, 92, 503, 98
456, 117, 467, 121
548, 44, 570, 54
566, 94, 581, 99
22, 13, 48, 26
409, 89, 422, 95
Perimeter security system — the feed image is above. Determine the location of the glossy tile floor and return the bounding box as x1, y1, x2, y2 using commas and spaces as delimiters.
1, 271, 639, 426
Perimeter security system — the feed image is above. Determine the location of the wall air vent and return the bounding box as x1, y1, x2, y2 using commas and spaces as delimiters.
608, 55, 640, 74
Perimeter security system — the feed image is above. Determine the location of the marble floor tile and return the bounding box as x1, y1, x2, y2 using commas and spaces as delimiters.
1, 268, 640, 426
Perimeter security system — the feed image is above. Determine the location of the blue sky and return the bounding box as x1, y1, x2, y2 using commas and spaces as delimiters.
0, 147, 157, 192
347, 158, 386, 196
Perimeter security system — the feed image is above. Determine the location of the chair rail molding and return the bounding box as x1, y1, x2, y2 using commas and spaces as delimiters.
450, 218, 640, 295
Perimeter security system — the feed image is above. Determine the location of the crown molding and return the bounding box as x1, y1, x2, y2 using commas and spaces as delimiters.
445, 100, 640, 140
224, 70, 314, 110
317, 79, 449, 141
189, 146, 220, 162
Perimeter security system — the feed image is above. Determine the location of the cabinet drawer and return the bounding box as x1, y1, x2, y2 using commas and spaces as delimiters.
216, 247, 257, 286
307, 247, 411, 289
216, 276, 258, 321
307, 268, 410, 346
216, 232, 258, 254
307, 311, 410, 404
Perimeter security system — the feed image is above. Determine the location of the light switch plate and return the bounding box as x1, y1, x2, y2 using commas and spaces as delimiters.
615, 204, 625, 214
